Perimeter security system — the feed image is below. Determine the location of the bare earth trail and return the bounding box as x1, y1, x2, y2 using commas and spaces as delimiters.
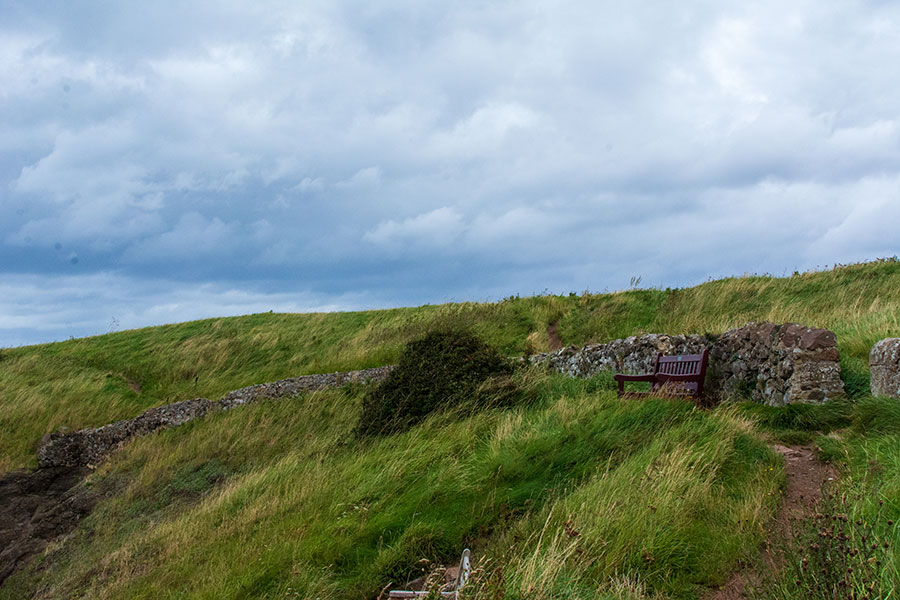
704, 444, 836, 600
546, 322, 563, 351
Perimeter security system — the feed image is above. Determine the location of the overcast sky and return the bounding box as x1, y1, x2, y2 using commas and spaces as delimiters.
2, 1, 900, 347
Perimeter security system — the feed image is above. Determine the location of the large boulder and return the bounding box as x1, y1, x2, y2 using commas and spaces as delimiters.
870, 338, 900, 398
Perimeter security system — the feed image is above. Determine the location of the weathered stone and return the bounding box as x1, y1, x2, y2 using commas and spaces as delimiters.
870, 338, 900, 398
533, 322, 846, 406
709, 322, 845, 406
37, 397, 215, 468
217, 366, 394, 409
531, 334, 709, 378
37, 366, 395, 469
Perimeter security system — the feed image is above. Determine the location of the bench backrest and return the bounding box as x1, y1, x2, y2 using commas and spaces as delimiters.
652, 350, 709, 397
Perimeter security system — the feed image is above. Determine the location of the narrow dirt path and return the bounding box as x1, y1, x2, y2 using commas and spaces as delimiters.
546, 322, 563, 351
703, 444, 836, 600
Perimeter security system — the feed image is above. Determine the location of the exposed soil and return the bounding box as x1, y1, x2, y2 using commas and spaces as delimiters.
546, 322, 563, 351
126, 377, 142, 394
0, 466, 97, 586
703, 444, 837, 600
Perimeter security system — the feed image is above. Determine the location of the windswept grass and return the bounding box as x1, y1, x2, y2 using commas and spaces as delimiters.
1, 373, 779, 599
2, 259, 899, 472
3, 259, 900, 598
752, 396, 900, 599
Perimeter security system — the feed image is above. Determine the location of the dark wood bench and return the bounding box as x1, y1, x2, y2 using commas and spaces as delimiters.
613, 349, 709, 402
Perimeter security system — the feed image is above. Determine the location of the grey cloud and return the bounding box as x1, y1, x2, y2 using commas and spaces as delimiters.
2, 0, 900, 346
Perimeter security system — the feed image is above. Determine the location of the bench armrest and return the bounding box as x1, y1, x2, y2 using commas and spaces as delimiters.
613, 374, 655, 382
614, 373, 655, 396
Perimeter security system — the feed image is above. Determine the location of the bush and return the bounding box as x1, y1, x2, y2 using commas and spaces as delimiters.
355, 329, 514, 437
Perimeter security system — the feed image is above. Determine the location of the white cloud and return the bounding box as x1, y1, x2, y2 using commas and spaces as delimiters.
2, 0, 900, 345
336, 166, 382, 190
364, 206, 464, 249
429, 102, 540, 157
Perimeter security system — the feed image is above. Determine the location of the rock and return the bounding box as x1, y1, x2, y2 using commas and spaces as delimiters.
870, 338, 900, 398
710, 322, 845, 406
36, 366, 396, 469
533, 322, 845, 406
37, 397, 215, 469
217, 366, 393, 409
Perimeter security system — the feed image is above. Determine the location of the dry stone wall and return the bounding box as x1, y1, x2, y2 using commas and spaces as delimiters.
218, 366, 393, 409
870, 338, 900, 398
37, 366, 394, 469
533, 322, 845, 406
713, 322, 844, 405
35, 323, 847, 468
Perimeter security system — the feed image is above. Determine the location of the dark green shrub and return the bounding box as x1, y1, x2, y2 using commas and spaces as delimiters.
356, 329, 513, 437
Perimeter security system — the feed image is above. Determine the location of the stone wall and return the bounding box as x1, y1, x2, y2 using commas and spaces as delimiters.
37, 366, 394, 469
533, 322, 845, 406
710, 322, 844, 405
870, 338, 900, 398
533, 333, 709, 377
35, 323, 849, 469
218, 366, 394, 409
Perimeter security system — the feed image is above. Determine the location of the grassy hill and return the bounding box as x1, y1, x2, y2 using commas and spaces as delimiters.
1, 259, 899, 599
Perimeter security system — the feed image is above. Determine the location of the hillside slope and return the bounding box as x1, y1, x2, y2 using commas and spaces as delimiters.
1, 376, 780, 599
1, 260, 899, 599
2, 259, 898, 472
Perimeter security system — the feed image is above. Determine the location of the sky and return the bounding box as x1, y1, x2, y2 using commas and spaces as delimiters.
2, 1, 900, 348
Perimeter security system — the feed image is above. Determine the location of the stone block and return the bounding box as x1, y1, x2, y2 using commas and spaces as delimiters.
870, 338, 900, 398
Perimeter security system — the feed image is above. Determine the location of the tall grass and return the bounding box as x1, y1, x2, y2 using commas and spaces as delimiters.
1, 375, 779, 599
752, 395, 900, 599
2, 259, 899, 472
4, 259, 900, 597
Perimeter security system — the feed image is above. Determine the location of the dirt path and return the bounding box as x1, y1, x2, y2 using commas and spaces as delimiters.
0, 467, 97, 585
703, 444, 836, 600
546, 322, 563, 351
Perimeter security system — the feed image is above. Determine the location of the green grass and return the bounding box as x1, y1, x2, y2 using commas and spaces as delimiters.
1, 374, 780, 599
2, 258, 900, 598
2, 259, 899, 472
751, 396, 900, 599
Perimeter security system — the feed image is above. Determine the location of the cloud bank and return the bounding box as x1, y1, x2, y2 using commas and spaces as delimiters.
2, 1, 899, 346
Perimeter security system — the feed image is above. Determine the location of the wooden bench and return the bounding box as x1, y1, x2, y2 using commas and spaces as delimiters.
613, 349, 709, 402
388, 549, 471, 599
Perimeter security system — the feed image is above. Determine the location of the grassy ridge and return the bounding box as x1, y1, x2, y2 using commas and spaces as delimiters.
2, 259, 900, 599
2, 259, 899, 472
0, 375, 779, 599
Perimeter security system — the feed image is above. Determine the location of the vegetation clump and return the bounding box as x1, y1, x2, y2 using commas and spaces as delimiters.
356, 329, 514, 436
